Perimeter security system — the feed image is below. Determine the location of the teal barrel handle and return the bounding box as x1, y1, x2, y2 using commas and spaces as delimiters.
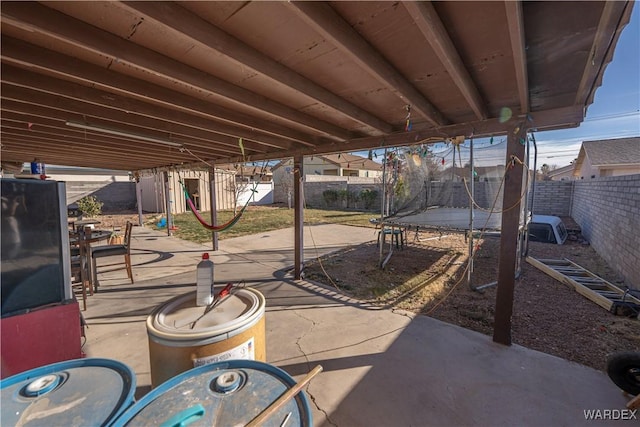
160, 404, 206, 427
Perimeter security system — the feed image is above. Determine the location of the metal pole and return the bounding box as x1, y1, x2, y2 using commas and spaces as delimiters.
524, 133, 538, 257
468, 138, 474, 289
135, 177, 143, 226
293, 155, 304, 279
163, 171, 173, 236
209, 166, 218, 251
379, 148, 388, 268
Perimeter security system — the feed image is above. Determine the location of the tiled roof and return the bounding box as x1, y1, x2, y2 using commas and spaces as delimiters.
320, 153, 382, 170
582, 137, 640, 166
547, 164, 575, 177
216, 164, 272, 175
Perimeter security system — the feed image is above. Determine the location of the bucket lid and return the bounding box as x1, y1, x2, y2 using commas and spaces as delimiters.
1, 358, 136, 427
111, 360, 312, 427
147, 288, 265, 344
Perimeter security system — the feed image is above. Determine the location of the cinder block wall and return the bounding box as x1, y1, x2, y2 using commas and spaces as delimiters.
571, 175, 640, 290
67, 181, 136, 212
530, 181, 574, 216
304, 180, 381, 210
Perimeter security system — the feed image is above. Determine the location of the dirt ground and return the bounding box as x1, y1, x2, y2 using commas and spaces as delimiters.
98, 211, 639, 371
304, 226, 640, 372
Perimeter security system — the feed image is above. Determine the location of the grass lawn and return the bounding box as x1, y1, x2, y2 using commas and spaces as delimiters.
159, 206, 378, 243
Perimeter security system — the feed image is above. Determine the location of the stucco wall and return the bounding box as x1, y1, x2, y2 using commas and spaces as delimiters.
140, 170, 236, 214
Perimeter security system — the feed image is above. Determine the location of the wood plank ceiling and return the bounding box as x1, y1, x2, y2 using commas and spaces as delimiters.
0, 1, 633, 172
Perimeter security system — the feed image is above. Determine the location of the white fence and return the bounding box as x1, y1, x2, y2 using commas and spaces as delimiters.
237, 182, 274, 206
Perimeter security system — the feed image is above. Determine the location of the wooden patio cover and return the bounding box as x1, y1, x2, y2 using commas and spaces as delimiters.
1, 1, 634, 343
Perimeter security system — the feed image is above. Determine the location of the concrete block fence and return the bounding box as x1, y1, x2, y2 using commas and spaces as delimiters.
278, 175, 640, 290
570, 175, 640, 290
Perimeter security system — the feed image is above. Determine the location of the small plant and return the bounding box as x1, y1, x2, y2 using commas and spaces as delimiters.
322, 189, 339, 207
347, 191, 360, 206
360, 189, 378, 210
76, 195, 103, 218
337, 189, 349, 207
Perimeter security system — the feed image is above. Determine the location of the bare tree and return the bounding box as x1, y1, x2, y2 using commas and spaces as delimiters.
538, 163, 557, 181
226, 164, 251, 214
279, 167, 295, 209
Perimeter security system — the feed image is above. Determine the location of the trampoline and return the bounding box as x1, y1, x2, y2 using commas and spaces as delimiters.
374, 135, 536, 287
385, 207, 502, 231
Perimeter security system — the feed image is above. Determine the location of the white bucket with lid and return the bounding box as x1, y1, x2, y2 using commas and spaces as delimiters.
146, 288, 266, 387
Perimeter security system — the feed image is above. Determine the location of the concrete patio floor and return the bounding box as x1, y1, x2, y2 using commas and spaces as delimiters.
82, 224, 635, 426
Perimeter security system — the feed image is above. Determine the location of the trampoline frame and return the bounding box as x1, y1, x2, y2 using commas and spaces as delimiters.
376, 136, 537, 289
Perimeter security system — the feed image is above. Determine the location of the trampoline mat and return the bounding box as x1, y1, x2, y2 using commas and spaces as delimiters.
385, 207, 503, 230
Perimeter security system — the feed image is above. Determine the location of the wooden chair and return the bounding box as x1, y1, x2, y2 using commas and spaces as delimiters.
91, 221, 134, 292
70, 227, 91, 310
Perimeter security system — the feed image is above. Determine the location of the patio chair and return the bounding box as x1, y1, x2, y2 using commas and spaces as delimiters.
91, 221, 134, 291
377, 226, 406, 250
70, 227, 91, 310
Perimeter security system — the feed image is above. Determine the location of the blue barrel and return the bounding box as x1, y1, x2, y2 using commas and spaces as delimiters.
1, 358, 136, 427
112, 360, 312, 427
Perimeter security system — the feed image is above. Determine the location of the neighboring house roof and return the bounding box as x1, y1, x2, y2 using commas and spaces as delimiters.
445, 165, 506, 179
575, 137, 640, 168
216, 164, 272, 176
314, 154, 381, 171
272, 154, 381, 171
547, 163, 575, 178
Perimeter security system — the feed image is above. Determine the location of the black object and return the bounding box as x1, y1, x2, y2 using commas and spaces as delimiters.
1, 179, 67, 316
607, 351, 640, 395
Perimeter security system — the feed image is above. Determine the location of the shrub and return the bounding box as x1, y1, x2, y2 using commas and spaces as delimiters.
76, 195, 103, 218
347, 191, 359, 205
360, 189, 378, 210
322, 189, 339, 207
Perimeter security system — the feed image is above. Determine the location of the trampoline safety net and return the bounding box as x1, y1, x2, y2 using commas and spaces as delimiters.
382, 138, 528, 232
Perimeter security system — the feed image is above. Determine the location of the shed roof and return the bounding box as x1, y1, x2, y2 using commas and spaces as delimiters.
0, 1, 634, 172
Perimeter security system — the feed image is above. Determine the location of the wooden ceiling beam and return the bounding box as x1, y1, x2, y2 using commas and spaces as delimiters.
403, 1, 488, 120
0, 66, 285, 153
0, 138, 164, 170
504, 1, 529, 114
1, 114, 232, 159
288, 1, 447, 127
0, 128, 184, 164
213, 105, 585, 165
574, 1, 630, 106
0, 1, 353, 140
1, 86, 249, 157
0, 134, 184, 168
0, 36, 322, 147
120, 1, 393, 135
1, 125, 227, 171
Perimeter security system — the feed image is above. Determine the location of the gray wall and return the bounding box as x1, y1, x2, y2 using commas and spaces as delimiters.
530, 181, 574, 216
531, 176, 639, 290
304, 180, 381, 210
67, 181, 136, 212
570, 175, 640, 290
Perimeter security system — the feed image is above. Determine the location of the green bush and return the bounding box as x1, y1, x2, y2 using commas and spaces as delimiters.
322, 189, 339, 207
360, 189, 378, 210
347, 191, 359, 205
76, 195, 103, 217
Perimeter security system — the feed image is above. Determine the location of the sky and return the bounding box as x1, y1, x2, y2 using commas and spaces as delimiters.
532, 5, 640, 167
355, 6, 640, 170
